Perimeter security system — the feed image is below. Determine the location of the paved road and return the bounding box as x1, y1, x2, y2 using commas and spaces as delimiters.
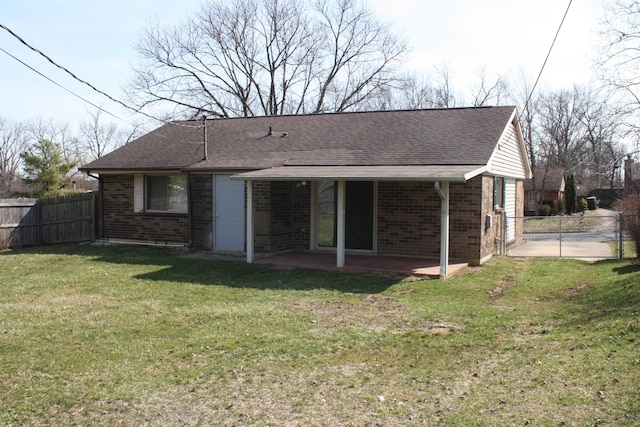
508, 209, 618, 260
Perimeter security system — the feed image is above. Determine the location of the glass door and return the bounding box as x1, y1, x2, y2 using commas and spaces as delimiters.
317, 181, 374, 251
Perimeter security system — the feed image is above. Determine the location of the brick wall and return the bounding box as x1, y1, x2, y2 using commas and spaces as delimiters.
377, 178, 485, 264
101, 175, 189, 244
450, 178, 484, 264
253, 181, 310, 253
190, 174, 213, 250
378, 181, 441, 257
477, 176, 526, 260
99, 174, 514, 263
480, 175, 499, 261
253, 181, 272, 253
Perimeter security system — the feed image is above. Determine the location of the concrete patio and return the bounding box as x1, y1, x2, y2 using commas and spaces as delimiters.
254, 251, 469, 278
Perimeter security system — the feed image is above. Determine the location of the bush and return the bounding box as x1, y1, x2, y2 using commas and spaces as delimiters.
579, 198, 588, 212
539, 204, 552, 216
615, 192, 640, 260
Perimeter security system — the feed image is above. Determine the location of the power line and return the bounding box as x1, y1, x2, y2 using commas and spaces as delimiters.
0, 22, 203, 129
522, 0, 574, 116
0, 46, 127, 124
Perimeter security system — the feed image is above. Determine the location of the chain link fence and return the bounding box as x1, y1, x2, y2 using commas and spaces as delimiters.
507, 210, 637, 260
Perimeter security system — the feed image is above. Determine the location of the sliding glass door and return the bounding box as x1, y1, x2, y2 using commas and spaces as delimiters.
317, 181, 374, 251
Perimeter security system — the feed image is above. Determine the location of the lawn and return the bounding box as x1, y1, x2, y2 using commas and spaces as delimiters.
1, 244, 639, 426
523, 211, 603, 234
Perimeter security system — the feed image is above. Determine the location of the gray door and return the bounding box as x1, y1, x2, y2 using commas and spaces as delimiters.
214, 175, 245, 252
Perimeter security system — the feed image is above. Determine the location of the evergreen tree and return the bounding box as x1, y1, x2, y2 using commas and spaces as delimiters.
565, 173, 578, 214
20, 139, 76, 197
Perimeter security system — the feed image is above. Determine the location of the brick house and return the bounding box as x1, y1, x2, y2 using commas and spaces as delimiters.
80, 107, 531, 277
524, 167, 566, 215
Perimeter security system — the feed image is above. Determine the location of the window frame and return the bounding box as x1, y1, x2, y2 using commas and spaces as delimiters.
493, 176, 506, 210
133, 173, 188, 214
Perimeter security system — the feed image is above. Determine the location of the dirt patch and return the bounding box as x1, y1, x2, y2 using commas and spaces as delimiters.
290, 294, 407, 333
488, 279, 516, 301
562, 283, 589, 298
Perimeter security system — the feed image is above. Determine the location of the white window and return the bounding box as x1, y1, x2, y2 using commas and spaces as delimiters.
133, 174, 188, 213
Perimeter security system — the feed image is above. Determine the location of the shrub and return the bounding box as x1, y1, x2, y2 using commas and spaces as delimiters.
540, 204, 552, 216
615, 191, 640, 260
579, 198, 588, 212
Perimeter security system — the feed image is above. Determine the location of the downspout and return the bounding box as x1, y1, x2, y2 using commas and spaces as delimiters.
434, 181, 450, 279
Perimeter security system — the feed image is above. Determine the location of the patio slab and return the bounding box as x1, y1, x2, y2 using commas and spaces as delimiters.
254, 251, 469, 278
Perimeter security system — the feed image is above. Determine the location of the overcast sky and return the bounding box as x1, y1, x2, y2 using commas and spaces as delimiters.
0, 0, 607, 127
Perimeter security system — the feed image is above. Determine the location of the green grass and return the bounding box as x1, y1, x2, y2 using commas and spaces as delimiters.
1, 244, 639, 426
524, 212, 602, 233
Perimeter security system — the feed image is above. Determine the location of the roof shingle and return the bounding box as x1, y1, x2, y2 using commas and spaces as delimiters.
81, 106, 517, 172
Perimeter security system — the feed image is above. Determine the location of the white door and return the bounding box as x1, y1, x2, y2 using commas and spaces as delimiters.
214, 175, 245, 252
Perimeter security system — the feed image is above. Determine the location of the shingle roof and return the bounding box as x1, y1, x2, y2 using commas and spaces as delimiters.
524, 167, 566, 191
81, 106, 517, 172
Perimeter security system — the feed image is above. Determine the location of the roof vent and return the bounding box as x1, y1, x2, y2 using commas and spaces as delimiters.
267, 126, 273, 136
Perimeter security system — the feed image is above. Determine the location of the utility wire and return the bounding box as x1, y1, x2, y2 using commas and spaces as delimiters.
522, 0, 573, 116
0, 22, 202, 129
0, 40, 208, 150
0, 46, 127, 124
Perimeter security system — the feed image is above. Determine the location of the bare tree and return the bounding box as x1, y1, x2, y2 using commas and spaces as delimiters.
536, 87, 590, 177
470, 67, 510, 107
78, 110, 140, 162
577, 88, 627, 190
598, 0, 640, 117
384, 64, 461, 110
128, 0, 407, 118
0, 118, 29, 195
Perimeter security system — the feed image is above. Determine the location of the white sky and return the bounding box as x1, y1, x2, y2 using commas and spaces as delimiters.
0, 0, 607, 127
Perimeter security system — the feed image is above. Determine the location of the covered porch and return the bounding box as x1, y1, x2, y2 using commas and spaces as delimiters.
233, 165, 486, 279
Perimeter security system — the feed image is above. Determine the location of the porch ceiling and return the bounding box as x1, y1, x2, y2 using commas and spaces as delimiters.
232, 165, 487, 182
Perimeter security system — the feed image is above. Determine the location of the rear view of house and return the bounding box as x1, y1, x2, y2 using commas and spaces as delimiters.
81, 106, 531, 277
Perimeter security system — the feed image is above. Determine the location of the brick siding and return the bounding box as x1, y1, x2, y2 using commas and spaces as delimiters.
101, 174, 521, 265
190, 174, 213, 250
101, 175, 189, 244
377, 178, 485, 264
253, 181, 310, 253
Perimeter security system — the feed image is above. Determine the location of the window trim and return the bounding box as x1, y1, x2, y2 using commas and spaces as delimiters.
493, 176, 506, 210
133, 173, 188, 214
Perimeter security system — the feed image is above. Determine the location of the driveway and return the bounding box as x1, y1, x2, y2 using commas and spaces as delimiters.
508, 209, 618, 260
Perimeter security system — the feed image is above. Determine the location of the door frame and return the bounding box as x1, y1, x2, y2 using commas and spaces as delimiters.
212, 174, 245, 253
310, 180, 377, 253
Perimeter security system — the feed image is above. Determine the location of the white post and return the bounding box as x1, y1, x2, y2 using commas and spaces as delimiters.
435, 181, 450, 279
246, 180, 254, 263
336, 180, 346, 268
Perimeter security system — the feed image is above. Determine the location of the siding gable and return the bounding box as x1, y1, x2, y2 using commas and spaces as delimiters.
487, 114, 531, 179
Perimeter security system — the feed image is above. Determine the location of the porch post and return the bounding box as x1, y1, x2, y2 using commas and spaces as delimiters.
246, 180, 254, 263
336, 180, 346, 268
435, 181, 450, 279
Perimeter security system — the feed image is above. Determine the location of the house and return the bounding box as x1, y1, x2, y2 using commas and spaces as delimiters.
625, 156, 640, 193
524, 167, 566, 215
80, 106, 531, 278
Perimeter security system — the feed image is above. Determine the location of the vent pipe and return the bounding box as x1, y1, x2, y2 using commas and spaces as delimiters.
202, 115, 208, 160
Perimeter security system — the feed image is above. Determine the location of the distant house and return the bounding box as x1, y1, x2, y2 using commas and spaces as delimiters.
80, 107, 531, 277
625, 156, 640, 193
524, 167, 566, 215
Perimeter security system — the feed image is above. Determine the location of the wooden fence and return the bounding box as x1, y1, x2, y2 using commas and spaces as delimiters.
0, 193, 96, 248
